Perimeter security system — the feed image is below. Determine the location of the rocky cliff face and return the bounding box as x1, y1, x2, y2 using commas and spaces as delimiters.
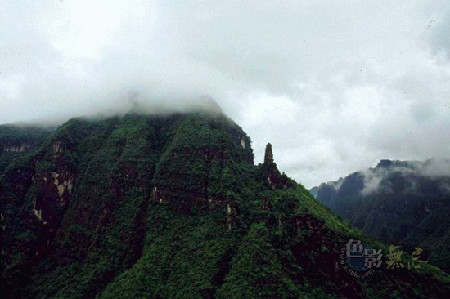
1, 115, 449, 298
260, 143, 289, 191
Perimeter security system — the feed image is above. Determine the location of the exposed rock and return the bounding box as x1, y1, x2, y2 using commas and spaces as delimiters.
240, 137, 246, 149
263, 143, 274, 165
226, 202, 238, 230
3, 144, 28, 152
263, 143, 280, 189
152, 186, 164, 203
33, 208, 43, 221
52, 141, 62, 158
281, 172, 288, 189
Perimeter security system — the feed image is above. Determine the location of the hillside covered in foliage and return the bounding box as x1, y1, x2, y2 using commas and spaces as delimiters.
1, 110, 449, 298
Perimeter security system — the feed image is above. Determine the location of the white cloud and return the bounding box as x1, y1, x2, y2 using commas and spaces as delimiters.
1, 0, 449, 187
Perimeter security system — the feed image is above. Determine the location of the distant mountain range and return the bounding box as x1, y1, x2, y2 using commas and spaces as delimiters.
312, 159, 450, 272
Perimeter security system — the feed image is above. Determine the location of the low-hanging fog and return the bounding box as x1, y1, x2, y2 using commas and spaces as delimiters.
360, 158, 450, 195
1, 0, 450, 188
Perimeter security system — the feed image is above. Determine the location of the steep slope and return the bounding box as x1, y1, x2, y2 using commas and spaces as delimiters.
313, 159, 450, 272
1, 112, 449, 298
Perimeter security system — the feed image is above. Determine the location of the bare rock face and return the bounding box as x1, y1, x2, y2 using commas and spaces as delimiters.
263, 143, 274, 165
3, 144, 28, 152
263, 143, 280, 189
34, 141, 75, 228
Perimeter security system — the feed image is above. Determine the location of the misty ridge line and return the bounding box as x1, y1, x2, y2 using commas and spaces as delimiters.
321, 159, 450, 196
2, 0, 450, 188
1, 95, 225, 127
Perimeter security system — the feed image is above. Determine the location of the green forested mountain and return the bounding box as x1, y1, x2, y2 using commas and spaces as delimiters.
313, 160, 450, 273
1, 111, 449, 298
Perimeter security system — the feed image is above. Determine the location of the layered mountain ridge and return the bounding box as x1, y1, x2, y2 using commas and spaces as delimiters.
1, 107, 449, 298
313, 159, 450, 272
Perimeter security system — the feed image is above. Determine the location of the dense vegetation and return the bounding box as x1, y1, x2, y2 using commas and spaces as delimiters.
313, 160, 450, 272
1, 112, 449, 298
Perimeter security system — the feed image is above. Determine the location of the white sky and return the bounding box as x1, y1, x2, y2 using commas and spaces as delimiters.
1, 0, 449, 187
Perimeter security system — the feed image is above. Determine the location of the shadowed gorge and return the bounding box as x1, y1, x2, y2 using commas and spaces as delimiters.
1, 108, 449, 298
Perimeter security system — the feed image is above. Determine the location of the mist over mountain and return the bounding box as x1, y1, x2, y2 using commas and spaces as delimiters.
313, 159, 450, 272
2, 0, 450, 188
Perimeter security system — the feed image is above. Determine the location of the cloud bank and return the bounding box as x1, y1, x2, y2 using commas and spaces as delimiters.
360, 159, 450, 195
1, 0, 450, 187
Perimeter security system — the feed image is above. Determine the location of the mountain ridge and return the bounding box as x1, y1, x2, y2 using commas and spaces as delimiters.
1, 111, 449, 298
313, 159, 450, 273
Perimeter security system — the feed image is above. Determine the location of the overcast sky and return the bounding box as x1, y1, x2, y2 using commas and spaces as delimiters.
1, 1, 449, 188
